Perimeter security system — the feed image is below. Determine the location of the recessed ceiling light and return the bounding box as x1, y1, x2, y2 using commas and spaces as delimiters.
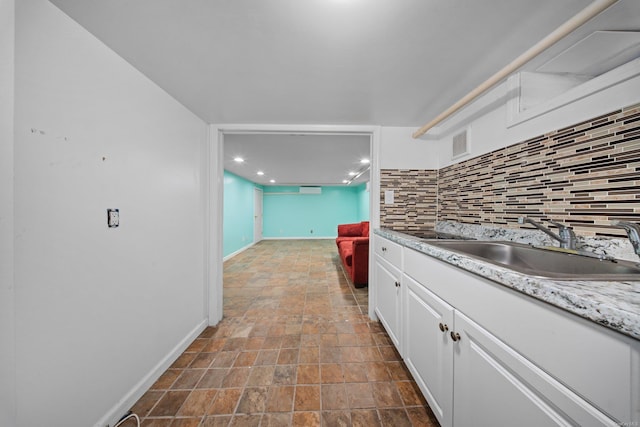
348, 171, 357, 176
360, 158, 370, 164
257, 171, 264, 176
342, 179, 349, 184
233, 157, 244, 163
269, 179, 275, 183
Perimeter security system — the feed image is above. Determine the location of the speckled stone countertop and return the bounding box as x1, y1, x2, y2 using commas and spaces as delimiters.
375, 228, 640, 341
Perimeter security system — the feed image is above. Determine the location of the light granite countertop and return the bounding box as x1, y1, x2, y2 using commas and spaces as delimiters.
375, 228, 640, 341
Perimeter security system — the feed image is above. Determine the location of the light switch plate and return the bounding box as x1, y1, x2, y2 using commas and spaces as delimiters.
107, 209, 120, 228
384, 190, 394, 205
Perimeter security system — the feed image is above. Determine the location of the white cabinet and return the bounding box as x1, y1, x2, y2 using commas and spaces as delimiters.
404, 274, 454, 427
372, 237, 638, 427
453, 310, 618, 427
374, 236, 403, 349
375, 260, 401, 348
403, 275, 623, 427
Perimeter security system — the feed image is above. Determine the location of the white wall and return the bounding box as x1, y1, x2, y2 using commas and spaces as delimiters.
380, 126, 439, 169
433, 69, 640, 168
14, 1, 208, 426
0, 0, 16, 425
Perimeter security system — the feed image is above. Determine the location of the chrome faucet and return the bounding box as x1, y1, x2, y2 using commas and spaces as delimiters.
611, 221, 640, 257
518, 217, 577, 250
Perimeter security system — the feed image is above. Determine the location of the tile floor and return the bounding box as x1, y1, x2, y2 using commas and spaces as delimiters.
124, 239, 438, 427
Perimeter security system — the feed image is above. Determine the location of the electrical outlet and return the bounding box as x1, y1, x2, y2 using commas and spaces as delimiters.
107, 209, 119, 228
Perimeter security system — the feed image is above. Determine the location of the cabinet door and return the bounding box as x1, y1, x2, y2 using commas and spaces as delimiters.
404, 274, 454, 427
374, 259, 401, 348
452, 311, 618, 427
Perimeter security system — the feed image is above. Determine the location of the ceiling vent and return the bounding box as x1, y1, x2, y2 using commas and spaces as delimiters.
452, 130, 469, 160
299, 186, 322, 194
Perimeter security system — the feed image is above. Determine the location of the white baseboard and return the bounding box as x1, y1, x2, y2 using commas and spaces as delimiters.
95, 319, 208, 427
223, 241, 256, 261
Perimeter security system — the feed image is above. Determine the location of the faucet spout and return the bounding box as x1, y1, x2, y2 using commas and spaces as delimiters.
518, 217, 577, 250
611, 221, 640, 257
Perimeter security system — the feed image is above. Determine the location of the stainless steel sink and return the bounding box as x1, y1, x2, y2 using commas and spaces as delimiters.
423, 240, 640, 281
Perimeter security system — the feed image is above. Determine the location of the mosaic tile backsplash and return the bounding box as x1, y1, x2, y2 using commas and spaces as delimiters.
379, 169, 437, 233
380, 103, 640, 239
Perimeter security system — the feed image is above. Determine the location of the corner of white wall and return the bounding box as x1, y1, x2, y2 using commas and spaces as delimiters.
208, 124, 224, 326
380, 126, 439, 170
14, 1, 209, 425
0, 0, 16, 425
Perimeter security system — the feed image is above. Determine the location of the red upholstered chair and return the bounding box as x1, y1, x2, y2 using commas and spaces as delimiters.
336, 221, 369, 287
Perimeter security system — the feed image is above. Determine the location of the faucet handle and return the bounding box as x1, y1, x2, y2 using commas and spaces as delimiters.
548, 220, 577, 249
547, 220, 574, 233
548, 220, 574, 233
610, 221, 640, 257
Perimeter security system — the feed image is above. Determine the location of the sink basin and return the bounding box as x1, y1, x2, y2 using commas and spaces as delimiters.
423, 240, 640, 281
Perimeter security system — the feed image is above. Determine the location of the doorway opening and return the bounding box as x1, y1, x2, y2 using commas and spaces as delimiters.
208, 125, 381, 325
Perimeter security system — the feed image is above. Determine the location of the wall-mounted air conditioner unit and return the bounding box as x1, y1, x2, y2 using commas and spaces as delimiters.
299, 186, 322, 194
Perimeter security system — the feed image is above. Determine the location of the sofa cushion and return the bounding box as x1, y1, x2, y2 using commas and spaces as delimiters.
338, 223, 362, 237
338, 241, 353, 266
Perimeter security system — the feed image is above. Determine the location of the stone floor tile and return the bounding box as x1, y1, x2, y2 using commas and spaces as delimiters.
127, 240, 436, 426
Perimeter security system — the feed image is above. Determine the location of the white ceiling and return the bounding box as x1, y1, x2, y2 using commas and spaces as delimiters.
47, 0, 640, 186
224, 134, 371, 186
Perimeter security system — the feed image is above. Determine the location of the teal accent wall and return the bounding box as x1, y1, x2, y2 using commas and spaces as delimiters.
263, 186, 363, 238
223, 170, 257, 257
356, 183, 370, 221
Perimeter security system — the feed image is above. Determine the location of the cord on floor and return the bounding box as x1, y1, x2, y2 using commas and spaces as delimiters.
113, 412, 140, 427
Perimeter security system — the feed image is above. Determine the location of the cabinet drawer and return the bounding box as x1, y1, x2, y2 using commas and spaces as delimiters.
375, 236, 402, 268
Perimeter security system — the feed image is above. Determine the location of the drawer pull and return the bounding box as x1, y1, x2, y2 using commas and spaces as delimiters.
450, 331, 461, 342
439, 323, 449, 332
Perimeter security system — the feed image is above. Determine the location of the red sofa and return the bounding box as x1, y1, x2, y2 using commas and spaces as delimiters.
336, 221, 369, 287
